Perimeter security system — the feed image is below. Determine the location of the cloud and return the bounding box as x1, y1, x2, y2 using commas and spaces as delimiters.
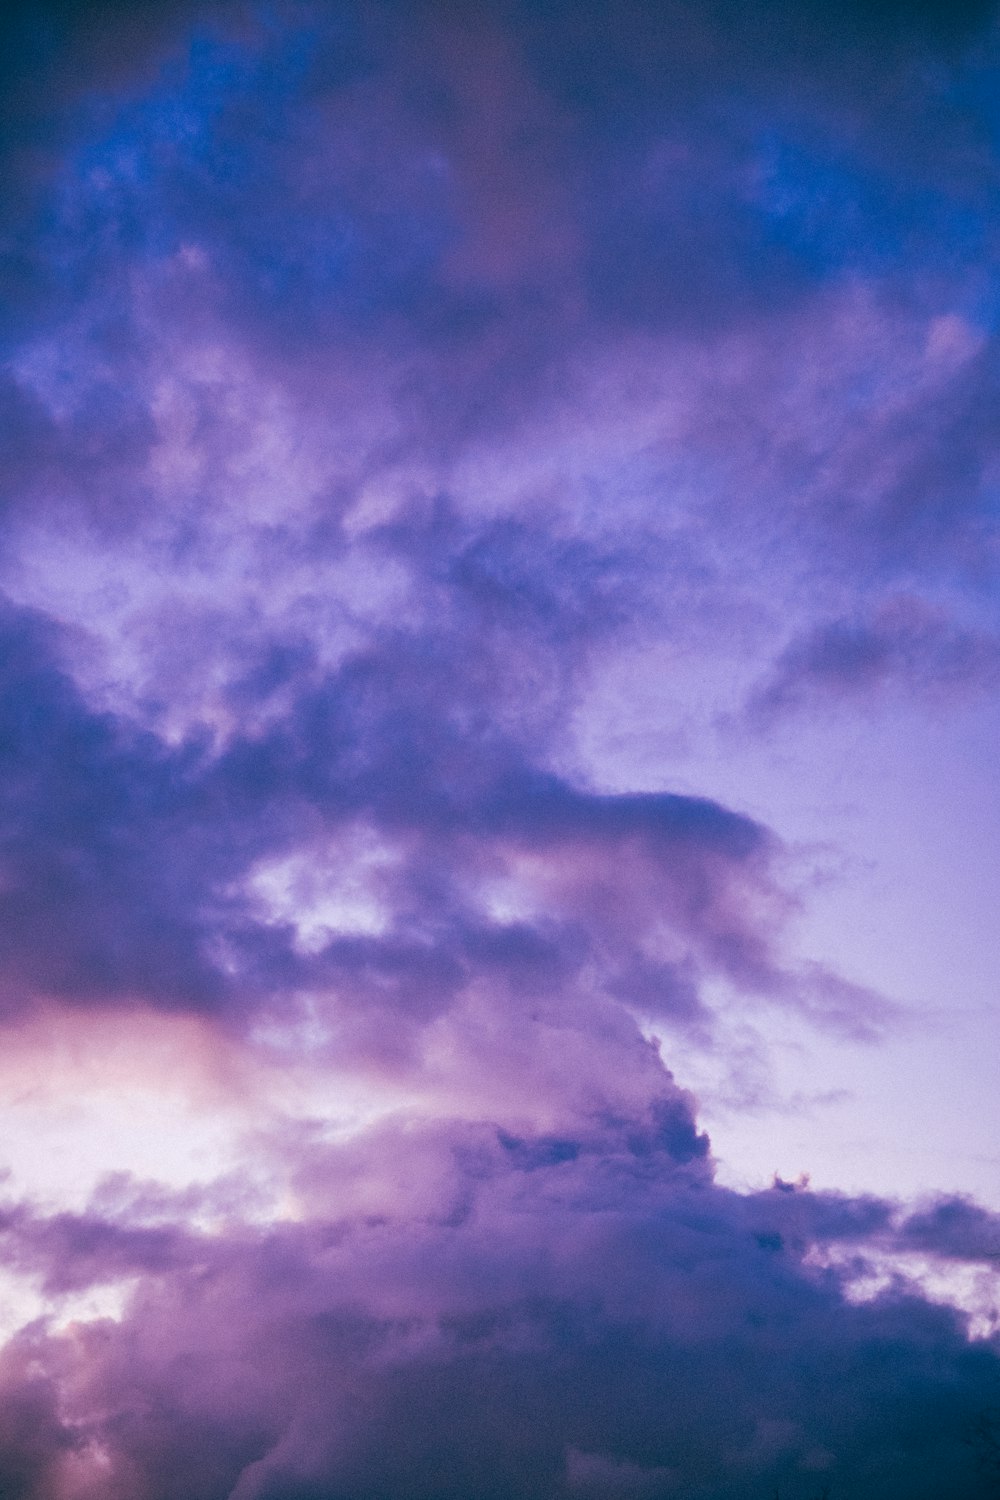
1, 3, 999, 1496
899, 1196, 1000, 1263
0, 534, 877, 1070
745, 596, 1000, 724
0, 1142, 995, 1499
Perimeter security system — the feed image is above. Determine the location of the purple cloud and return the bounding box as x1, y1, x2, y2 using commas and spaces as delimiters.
0, 2, 999, 1497
0, 1143, 995, 1498
745, 597, 1000, 723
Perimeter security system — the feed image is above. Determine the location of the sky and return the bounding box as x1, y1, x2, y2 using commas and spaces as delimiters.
1, 0, 1000, 1496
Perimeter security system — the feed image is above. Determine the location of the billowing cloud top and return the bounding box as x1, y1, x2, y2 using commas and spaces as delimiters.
1, 1, 999, 1496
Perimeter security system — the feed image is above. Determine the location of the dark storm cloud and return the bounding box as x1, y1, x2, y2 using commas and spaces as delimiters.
6, 0, 998, 452
0, 559, 894, 1084
3, 0, 933, 1047
0, 584, 805, 1042
0, 1138, 997, 1499
0, 599, 232, 1012
3, 0, 995, 651
899, 1196, 1000, 1262
1, 0, 997, 647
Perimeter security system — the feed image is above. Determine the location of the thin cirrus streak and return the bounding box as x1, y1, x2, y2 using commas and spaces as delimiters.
0, 1, 999, 1497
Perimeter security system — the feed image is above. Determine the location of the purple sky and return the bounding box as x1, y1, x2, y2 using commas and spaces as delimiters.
1, 1, 1000, 1496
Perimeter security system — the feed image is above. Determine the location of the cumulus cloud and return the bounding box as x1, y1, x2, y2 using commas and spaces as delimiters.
0, 1145, 997, 1499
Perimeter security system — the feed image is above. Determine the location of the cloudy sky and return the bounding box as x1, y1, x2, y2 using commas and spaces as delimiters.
1, 1, 1000, 1495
